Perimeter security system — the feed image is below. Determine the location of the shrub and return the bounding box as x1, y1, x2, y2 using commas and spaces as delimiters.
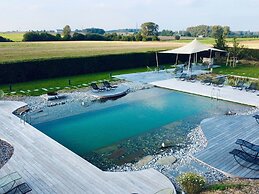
0, 90, 4, 99
177, 172, 206, 194
175, 35, 181, 40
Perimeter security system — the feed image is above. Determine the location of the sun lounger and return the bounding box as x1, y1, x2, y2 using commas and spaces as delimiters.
179, 73, 188, 81
90, 83, 105, 92
230, 149, 259, 170
235, 139, 259, 157
102, 81, 117, 90
232, 80, 244, 90
245, 82, 257, 92
4, 183, 32, 194
0, 172, 22, 191
186, 75, 197, 82
253, 115, 259, 124
212, 78, 225, 87
201, 77, 212, 85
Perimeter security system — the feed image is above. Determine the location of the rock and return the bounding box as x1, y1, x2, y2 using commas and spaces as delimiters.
135, 155, 154, 168
156, 156, 177, 166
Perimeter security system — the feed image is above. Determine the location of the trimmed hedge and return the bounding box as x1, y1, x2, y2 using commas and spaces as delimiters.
0, 52, 172, 84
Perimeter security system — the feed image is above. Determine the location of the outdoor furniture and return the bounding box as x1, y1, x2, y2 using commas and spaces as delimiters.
178, 73, 188, 81
229, 149, 259, 171
0, 172, 22, 192
201, 77, 212, 85
102, 81, 117, 89
235, 139, 259, 157
245, 82, 257, 92
232, 80, 244, 90
90, 83, 105, 92
4, 183, 31, 194
186, 74, 197, 82
253, 115, 259, 124
212, 78, 225, 87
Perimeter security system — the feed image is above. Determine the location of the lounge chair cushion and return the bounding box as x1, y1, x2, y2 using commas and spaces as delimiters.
4, 183, 32, 194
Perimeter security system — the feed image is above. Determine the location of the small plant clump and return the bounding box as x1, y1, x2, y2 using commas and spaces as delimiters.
177, 172, 206, 194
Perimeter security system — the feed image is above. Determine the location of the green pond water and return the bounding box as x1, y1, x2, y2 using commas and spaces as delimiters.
34, 88, 249, 169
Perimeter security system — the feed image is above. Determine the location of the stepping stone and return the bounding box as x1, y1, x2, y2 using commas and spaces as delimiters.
34, 89, 39, 92
156, 156, 177, 165
42, 88, 48, 91
135, 155, 154, 168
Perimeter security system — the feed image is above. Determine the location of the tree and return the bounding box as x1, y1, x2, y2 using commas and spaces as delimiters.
228, 38, 245, 66
211, 25, 227, 49
72, 32, 85, 41
140, 22, 159, 37
175, 35, 181, 40
63, 25, 71, 40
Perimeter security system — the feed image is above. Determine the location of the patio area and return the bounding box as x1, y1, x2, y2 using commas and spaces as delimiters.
194, 114, 259, 179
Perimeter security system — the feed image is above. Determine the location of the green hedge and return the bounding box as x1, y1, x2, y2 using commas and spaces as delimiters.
0, 52, 172, 84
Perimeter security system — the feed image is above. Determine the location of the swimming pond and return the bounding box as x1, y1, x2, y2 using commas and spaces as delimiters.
34, 88, 250, 169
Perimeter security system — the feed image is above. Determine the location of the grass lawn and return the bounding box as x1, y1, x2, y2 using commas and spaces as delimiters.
213, 63, 259, 78
0, 66, 158, 96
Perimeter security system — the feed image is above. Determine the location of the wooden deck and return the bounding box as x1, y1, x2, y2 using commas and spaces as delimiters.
151, 79, 259, 107
0, 101, 175, 194
194, 114, 259, 179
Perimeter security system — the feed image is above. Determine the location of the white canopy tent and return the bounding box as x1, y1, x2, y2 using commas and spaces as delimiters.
158, 39, 226, 71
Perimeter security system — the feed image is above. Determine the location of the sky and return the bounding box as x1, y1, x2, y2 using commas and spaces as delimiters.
1, 0, 259, 32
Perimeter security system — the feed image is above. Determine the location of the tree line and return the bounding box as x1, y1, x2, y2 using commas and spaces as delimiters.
22, 23, 160, 42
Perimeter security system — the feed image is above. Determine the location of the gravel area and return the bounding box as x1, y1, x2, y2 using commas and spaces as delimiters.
0, 139, 14, 169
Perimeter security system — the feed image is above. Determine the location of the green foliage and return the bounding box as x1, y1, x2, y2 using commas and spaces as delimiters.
0, 90, 4, 99
206, 183, 246, 191
159, 30, 174, 36
186, 25, 230, 38
212, 25, 227, 49
177, 172, 206, 194
0, 36, 12, 42
228, 38, 245, 58
81, 28, 105, 35
63, 25, 71, 40
186, 25, 211, 37
23, 32, 61, 41
175, 35, 181, 40
141, 22, 159, 37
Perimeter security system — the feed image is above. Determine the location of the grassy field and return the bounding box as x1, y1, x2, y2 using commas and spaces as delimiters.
0, 66, 156, 96
1, 38, 259, 64
0, 32, 24, 42
0, 41, 185, 63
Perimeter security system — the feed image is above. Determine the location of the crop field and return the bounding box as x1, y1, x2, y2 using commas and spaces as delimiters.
0, 41, 185, 63
0, 32, 24, 42
1, 38, 259, 64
